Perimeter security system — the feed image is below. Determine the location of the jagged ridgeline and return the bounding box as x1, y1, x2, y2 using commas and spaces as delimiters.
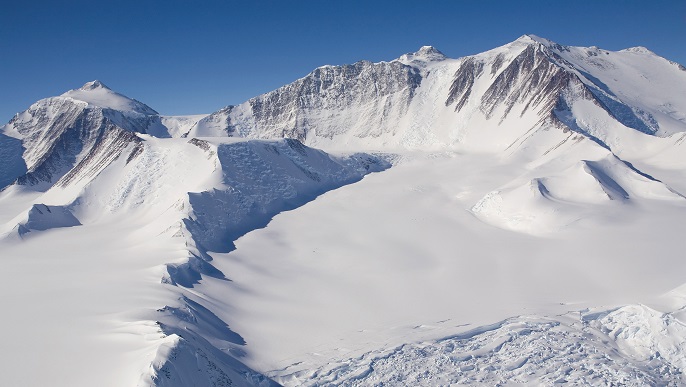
188, 35, 686, 151
1, 34, 686, 387
3, 35, 685, 189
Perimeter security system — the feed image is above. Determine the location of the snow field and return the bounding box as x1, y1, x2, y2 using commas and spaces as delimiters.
193, 151, 686, 385
2, 34, 686, 386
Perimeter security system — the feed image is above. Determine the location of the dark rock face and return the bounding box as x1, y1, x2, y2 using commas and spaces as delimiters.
195, 59, 423, 141
56, 128, 141, 187
5, 97, 149, 189
490, 53, 506, 76
444, 40, 664, 140
11, 98, 87, 174
183, 40, 682, 149
481, 46, 572, 124
480, 45, 569, 121
247, 60, 422, 140
4, 39, 680, 190
446, 57, 484, 111
445, 43, 579, 128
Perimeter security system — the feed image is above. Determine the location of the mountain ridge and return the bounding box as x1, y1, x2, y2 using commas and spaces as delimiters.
182, 35, 686, 154
1, 35, 686, 387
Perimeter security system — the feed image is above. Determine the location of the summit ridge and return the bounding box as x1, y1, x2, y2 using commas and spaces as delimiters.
1, 35, 686, 387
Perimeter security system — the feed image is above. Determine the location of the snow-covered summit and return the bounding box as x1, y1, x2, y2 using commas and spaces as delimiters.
0, 81, 176, 189
187, 34, 686, 150
497, 34, 556, 51
621, 46, 656, 55
520, 34, 556, 46
3, 36, 686, 387
79, 80, 110, 91
61, 80, 158, 116
397, 45, 447, 65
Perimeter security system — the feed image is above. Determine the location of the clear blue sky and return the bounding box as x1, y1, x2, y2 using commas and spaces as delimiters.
2, 0, 685, 123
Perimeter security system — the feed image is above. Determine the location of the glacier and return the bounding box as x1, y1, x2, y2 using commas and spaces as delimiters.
1, 34, 686, 386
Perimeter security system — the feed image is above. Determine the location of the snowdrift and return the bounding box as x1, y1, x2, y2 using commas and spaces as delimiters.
1, 34, 686, 386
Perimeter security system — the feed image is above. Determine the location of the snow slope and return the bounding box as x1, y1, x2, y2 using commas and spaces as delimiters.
160, 114, 209, 137
0, 133, 388, 386
197, 150, 686, 386
1, 35, 686, 386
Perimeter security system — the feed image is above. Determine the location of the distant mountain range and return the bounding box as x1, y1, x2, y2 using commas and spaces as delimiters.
1, 35, 686, 386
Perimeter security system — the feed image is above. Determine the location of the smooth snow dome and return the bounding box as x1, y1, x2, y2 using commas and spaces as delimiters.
62, 80, 159, 116
1, 35, 686, 387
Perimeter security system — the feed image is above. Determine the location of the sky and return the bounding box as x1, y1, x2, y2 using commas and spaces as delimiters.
1, 0, 685, 123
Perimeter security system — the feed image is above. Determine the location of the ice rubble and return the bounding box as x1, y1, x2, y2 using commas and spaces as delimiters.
1, 34, 686, 386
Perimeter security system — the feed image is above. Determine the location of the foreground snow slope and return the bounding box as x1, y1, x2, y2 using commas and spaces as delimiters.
0, 134, 387, 386
197, 150, 686, 385
181, 35, 686, 386
1, 34, 686, 386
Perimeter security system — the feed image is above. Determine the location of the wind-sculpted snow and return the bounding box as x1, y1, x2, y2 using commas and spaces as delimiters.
147, 139, 390, 385
0, 132, 389, 386
140, 296, 277, 387
292, 305, 686, 386
3, 204, 81, 239
181, 138, 391, 269
471, 154, 685, 234
2, 36, 686, 387
142, 334, 276, 387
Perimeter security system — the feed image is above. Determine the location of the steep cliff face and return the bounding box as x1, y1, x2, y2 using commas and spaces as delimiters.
465, 44, 575, 122
0, 81, 159, 190
190, 59, 424, 143
188, 35, 686, 153
2, 36, 686, 387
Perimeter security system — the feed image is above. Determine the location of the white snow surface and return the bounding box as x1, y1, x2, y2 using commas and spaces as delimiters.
292, 305, 686, 386
61, 80, 159, 117
160, 114, 209, 137
0, 136, 387, 387
201, 150, 686, 386
1, 35, 686, 386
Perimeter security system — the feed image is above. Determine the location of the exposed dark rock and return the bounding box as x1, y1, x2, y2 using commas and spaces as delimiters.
446, 57, 485, 111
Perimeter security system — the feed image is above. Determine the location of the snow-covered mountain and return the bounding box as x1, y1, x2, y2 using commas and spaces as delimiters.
188, 34, 686, 152
0, 80, 389, 387
1, 81, 156, 190
0, 81, 212, 191
1, 35, 686, 386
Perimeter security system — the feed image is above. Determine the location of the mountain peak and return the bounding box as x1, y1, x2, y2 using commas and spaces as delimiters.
60, 81, 158, 116
417, 45, 444, 56
397, 45, 447, 65
621, 46, 655, 55
80, 80, 110, 91
513, 34, 556, 47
